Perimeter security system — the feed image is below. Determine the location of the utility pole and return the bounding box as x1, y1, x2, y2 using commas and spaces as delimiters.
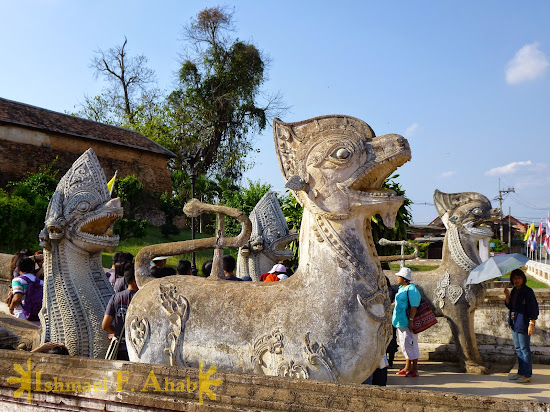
496, 179, 515, 242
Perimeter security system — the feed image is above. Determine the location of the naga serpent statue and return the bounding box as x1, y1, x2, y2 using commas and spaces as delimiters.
126, 115, 411, 383
236, 190, 298, 281
39, 149, 122, 357
386, 189, 499, 373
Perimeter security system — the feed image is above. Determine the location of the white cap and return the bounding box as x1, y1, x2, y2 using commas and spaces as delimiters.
152, 256, 170, 261
395, 266, 412, 281
269, 264, 287, 274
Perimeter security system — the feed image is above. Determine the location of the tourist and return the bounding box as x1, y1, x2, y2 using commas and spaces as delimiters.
9, 257, 44, 325
9, 249, 32, 280
223, 255, 241, 281
33, 251, 44, 280
262, 264, 286, 282
392, 266, 421, 377
177, 259, 192, 276
504, 269, 539, 384
107, 251, 122, 287
113, 252, 134, 292
202, 260, 213, 277
102, 262, 138, 361
150, 256, 176, 278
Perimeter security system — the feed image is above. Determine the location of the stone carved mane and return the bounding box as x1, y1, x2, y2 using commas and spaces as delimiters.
39, 148, 122, 357
387, 189, 499, 373
126, 115, 411, 383
236, 190, 297, 281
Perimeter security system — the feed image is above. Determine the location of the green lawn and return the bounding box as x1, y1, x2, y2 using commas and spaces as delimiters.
389, 263, 440, 272
101, 226, 230, 275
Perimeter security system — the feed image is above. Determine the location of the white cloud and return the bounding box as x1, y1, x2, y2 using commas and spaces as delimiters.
404, 123, 419, 137
485, 161, 533, 176
440, 171, 456, 178
505, 42, 549, 84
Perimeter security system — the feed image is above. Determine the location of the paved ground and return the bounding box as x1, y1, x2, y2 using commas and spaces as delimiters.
388, 360, 550, 403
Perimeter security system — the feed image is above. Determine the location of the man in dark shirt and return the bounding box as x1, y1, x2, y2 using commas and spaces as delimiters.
102, 263, 138, 360
223, 255, 242, 281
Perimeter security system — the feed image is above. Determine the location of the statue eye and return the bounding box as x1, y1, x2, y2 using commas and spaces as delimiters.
327, 147, 351, 164
335, 148, 350, 159
76, 201, 91, 212
471, 207, 482, 216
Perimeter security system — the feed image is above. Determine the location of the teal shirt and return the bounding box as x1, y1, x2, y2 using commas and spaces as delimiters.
392, 284, 422, 328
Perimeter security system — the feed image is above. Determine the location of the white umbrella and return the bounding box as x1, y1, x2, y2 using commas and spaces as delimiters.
465, 253, 530, 285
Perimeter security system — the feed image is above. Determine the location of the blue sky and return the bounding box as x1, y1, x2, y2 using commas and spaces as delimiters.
2, 1, 549, 224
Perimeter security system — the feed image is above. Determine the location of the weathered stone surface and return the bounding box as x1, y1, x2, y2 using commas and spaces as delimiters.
127, 115, 411, 384
0, 350, 547, 411
386, 190, 500, 373
39, 148, 122, 357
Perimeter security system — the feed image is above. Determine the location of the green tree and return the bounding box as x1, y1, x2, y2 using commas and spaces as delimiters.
0, 162, 59, 252
167, 7, 286, 180
220, 179, 272, 236
370, 174, 413, 258
112, 175, 148, 239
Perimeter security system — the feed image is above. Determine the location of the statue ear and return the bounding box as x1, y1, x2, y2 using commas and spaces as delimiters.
285, 175, 309, 192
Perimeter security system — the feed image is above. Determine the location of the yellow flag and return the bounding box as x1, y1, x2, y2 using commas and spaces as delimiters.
523, 223, 535, 242
107, 170, 117, 196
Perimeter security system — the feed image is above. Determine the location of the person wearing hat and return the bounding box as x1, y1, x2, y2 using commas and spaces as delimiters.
261, 264, 286, 282
392, 266, 421, 377
150, 256, 176, 278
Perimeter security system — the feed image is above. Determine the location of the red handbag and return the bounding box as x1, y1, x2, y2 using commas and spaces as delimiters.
406, 288, 438, 334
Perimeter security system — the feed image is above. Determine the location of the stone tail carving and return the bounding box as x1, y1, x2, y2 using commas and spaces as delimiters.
160, 284, 190, 367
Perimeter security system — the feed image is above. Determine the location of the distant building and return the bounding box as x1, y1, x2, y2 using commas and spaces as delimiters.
0, 97, 174, 196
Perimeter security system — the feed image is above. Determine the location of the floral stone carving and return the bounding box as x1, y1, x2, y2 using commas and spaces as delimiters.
126, 115, 410, 383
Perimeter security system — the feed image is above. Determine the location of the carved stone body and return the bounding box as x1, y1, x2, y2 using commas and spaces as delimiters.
39, 149, 122, 357
127, 115, 410, 383
388, 190, 499, 373
236, 191, 297, 281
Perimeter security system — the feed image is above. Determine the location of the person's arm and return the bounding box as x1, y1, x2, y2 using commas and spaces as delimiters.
9, 293, 22, 314
527, 288, 539, 336
408, 306, 418, 331
102, 314, 115, 337
504, 287, 510, 307
31, 342, 66, 353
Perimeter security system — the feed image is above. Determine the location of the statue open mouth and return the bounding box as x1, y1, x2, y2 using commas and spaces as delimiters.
343, 150, 411, 200
74, 198, 123, 248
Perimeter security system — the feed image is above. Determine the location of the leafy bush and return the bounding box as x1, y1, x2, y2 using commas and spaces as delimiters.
0, 161, 58, 252
161, 223, 180, 238
113, 218, 149, 240
220, 179, 272, 236
114, 175, 145, 219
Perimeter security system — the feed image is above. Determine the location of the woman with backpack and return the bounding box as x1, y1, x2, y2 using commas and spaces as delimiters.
9, 256, 44, 326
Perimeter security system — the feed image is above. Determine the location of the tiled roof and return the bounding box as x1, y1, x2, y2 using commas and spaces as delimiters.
0, 97, 174, 157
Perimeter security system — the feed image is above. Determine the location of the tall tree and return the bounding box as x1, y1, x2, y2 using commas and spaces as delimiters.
167, 7, 286, 179
78, 37, 160, 127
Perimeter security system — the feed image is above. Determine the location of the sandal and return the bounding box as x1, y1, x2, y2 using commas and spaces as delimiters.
406, 371, 418, 377
395, 369, 408, 376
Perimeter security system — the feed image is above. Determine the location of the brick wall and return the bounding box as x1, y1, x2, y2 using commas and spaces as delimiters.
0, 125, 172, 196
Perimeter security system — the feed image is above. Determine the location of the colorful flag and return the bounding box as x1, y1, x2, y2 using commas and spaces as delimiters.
545, 235, 550, 255
107, 170, 118, 196
523, 222, 531, 242
537, 219, 543, 238
546, 217, 550, 237
530, 237, 537, 252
